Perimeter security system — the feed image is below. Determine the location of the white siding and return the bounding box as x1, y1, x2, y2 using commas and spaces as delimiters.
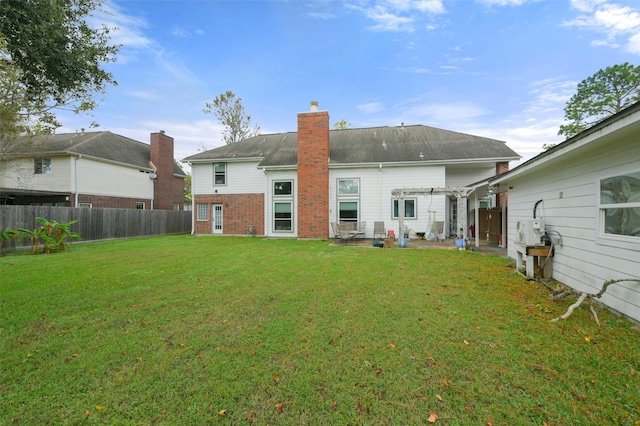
505, 138, 640, 322
76, 158, 152, 198
446, 163, 496, 187
0, 157, 73, 192
265, 171, 297, 237
191, 161, 263, 195
330, 165, 447, 238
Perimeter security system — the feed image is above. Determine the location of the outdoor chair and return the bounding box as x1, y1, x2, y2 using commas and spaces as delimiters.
373, 221, 386, 240
338, 222, 355, 244
331, 222, 340, 241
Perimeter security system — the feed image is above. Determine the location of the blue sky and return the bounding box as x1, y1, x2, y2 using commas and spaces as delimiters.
58, 0, 640, 169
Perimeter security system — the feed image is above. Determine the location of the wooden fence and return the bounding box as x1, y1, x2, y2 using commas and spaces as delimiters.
0, 206, 192, 251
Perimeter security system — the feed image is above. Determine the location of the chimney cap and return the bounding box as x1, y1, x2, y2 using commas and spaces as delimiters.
310, 101, 319, 112
160, 130, 165, 134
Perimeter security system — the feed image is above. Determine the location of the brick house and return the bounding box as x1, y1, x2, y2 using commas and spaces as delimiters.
183, 102, 520, 238
0, 131, 187, 210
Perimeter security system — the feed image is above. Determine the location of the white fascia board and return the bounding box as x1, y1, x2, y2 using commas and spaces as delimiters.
329, 156, 519, 169
187, 156, 264, 164
66, 151, 155, 172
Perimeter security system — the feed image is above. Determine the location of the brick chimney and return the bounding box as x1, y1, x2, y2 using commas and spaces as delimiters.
297, 101, 330, 239
150, 131, 177, 210
495, 161, 510, 208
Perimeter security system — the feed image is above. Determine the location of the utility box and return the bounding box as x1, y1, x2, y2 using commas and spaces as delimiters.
516, 219, 545, 246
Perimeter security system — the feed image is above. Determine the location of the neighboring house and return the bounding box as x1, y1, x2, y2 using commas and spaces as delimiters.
183, 102, 519, 239
489, 102, 640, 323
0, 131, 187, 210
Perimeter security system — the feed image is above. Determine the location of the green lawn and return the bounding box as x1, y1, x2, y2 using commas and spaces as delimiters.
1, 236, 638, 425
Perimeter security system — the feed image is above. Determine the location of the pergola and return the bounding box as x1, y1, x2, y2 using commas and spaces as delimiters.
391, 186, 476, 244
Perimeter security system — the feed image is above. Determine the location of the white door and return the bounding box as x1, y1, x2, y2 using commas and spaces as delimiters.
212, 204, 223, 234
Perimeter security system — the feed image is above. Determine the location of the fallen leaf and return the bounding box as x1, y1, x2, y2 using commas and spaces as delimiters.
584, 336, 591, 342
376, 366, 383, 375
388, 343, 396, 348
273, 375, 281, 384
275, 402, 284, 412
416, 395, 428, 401
486, 422, 494, 426
464, 340, 469, 345
330, 400, 338, 407
427, 411, 438, 423
436, 394, 443, 402
95, 405, 105, 411
442, 379, 450, 388
248, 410, 254, 421
217, 409, 227, 416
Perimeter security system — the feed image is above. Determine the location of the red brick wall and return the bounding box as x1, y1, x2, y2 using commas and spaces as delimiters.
297, 106, 330, 239
495, 162, 510, 208
496, 161, 509, 175
151, 132, 184, 210
78, 194, 152, 209
193, 194, 264, 235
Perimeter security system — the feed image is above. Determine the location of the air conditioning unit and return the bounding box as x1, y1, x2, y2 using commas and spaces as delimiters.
516, 219, 545, 246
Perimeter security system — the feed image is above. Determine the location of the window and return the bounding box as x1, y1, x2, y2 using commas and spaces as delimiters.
173, 203, 180, 211
274, 181, 293, 196
34, 157, 52, 174
339, 201, 358, 222
79, 203, 92, 208
600, 171, 640, 238
214, 163, 226, 185
136, 202, 145, 210
196, 203, 208, 221
338, 179, 359, 195
392, 198, 417, 219
274, 202, 293, 231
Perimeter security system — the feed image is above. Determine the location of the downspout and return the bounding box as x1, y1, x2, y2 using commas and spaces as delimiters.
263, 168, 269, 237
474, 191, 480, 249
398, 192, 405, 240
74, 155, 82, 207
378, 163, 383, 218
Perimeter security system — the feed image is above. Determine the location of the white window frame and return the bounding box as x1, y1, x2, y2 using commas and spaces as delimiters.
392, 198, 417, 220
273, 180, 293, 197
598, 170, 640, 243
338, 200, 359, 223
336, 178, 360, 223
196, 203, 208, 221
337, 178, 359, 196
34, 157, 52, 175
136, 202, 145, 210
79, 203, 92, 208
213, 163, 227, 186
273, 201, 293, 232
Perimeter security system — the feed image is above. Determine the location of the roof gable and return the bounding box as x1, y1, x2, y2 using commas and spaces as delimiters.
9, 131, 187, 177
183, 124, 519, 167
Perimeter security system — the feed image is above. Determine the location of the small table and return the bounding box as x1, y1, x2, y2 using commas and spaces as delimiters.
514, 242, 553, 279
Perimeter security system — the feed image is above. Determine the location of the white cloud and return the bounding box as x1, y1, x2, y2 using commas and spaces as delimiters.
366, 6, 416, 32
129, 91, 163, 100
152, 49, 200, 85
357, 102, 385, 113
171, 27, 189, 37
349, 0, 446, 33
564, 0, 640, 55
475, 0, 528, 6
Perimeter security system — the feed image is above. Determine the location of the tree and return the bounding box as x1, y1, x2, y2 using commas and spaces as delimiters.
0, 0, 119, 105
0, 0, 119, 162
203, 91, 260, 144
558, 62, 640, 139
333, 119, 353, 130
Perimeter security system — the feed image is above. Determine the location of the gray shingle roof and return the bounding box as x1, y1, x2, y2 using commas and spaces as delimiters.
9, 131, 187, 177
183, 125, 520, 166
